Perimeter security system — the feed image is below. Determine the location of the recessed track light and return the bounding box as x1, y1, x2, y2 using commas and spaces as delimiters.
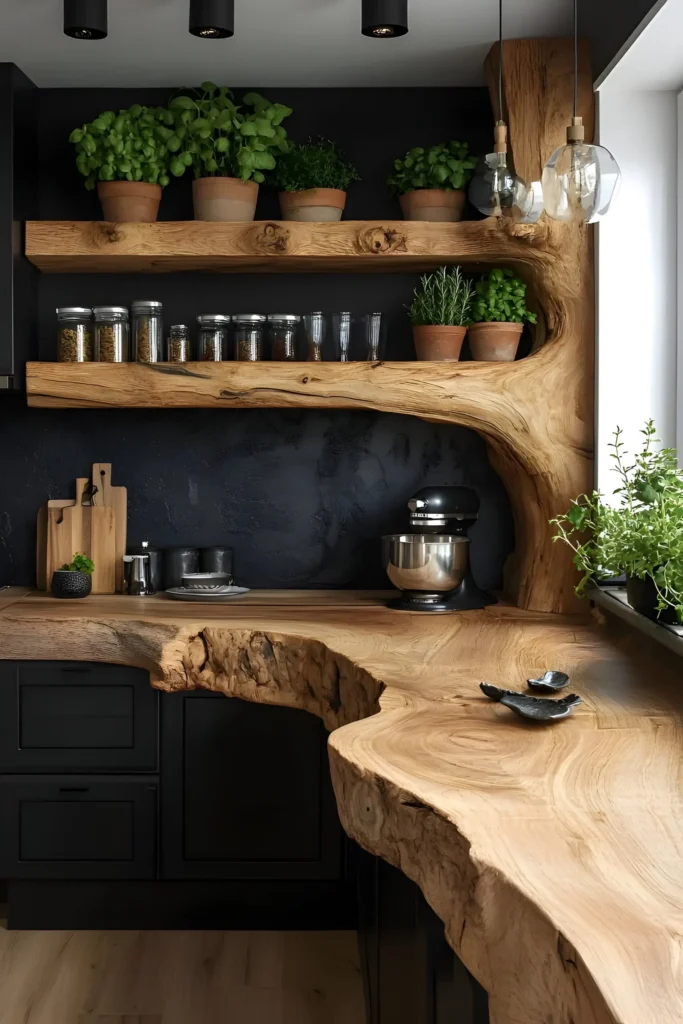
189, 0, 234, 38
362, 0, 408, 37
64, 0, 107, 39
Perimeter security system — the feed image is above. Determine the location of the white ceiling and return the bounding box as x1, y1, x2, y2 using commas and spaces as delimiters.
0, 0, 573, 88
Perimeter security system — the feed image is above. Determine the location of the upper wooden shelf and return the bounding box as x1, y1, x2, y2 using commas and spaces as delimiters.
24, 218, 541, 274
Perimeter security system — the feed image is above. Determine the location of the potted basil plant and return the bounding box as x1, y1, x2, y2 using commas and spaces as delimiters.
69, 105, 173, 222
51, 553, 95, 599
469, 269, 537, 361
271, 138, 360, 221
168, 83, 292, 222
388, 141, 476, 222
408, 265, 473, 361
551, 421, 683, 623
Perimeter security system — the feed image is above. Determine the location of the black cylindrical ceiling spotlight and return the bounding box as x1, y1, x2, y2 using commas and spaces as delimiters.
64, 0, 107, 39
189, 0, 234, 38
362, 0, 408, 37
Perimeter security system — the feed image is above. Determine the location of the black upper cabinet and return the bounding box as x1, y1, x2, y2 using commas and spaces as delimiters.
161, 691, 342, 880
0, 63, 38, 391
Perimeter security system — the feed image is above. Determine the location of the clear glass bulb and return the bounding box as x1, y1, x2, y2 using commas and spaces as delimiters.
468, 152, 543, 223
542, 142, 620, 223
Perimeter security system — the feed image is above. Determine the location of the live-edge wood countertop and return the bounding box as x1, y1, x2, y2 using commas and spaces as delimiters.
0, 588, 681, 1024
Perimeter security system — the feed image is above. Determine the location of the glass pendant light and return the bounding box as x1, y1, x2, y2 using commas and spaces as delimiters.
468, 0, 542, 223
542, 0, 620, 223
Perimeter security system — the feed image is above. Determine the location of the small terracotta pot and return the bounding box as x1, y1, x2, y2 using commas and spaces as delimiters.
97, 181, 161, 223
279, 188, 347, 222
468, 322, 524, 362
399, 189, 466, 223
193, 177, 259, 222
413, 325, 467, 361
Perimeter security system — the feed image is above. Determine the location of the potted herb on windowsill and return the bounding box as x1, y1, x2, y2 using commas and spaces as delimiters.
388, 141, 476, 222
69, 105, 173, 222
271, 138, 360, 221
551, 422, 683, 623
168, 83, 292, 222
469, 269, 536, 361
408, 265, 473, 361
51, 553, 95, 599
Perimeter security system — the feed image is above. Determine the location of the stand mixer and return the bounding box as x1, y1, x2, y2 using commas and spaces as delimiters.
382, 486, 495, 612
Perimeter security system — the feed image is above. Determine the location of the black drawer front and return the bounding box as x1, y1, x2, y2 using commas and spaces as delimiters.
0, 777, 157, 879
0, 661, 158, 771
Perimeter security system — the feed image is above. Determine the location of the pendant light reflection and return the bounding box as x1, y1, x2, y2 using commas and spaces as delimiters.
362, 0, 408, 37
189, 0, 234, 38
63, 0, 108, 39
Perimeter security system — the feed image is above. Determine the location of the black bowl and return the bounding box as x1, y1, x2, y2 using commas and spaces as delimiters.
51, 571, 92, 599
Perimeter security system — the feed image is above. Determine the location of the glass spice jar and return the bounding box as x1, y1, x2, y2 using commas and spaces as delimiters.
303, 312, 325, 362
268, 315, 300, 361
234, 314, 266, 361
132, 300, 163, 363
93, 306, 129, 362
57, 307, 93, 362
197, 314, 230, 361
167, 325, 191, 363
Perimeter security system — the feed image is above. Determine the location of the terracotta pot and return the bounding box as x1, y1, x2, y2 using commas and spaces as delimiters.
399, 189, 466, 222
413, 325, 467, 362
279, 188, 347, 222
193, 177, 259, 222
468, 322, 524, 362
97, 181, 161, 223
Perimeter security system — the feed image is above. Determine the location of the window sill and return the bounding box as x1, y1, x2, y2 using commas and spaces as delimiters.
589, 585, 683, 659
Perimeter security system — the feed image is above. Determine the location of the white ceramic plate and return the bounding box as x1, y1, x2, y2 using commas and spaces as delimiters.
165, 586, 250, 602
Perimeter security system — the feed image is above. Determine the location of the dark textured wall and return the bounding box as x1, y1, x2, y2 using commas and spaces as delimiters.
0, 83, 515, 590
580, 0, 660, 76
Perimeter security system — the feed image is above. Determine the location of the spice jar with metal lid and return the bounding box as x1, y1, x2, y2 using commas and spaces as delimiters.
132, 300, 163, 363
268, 315, 300, 361
57, 307, 93, 362
234, 314, 266, 361
167, 325, 191, 363
93, 306, 129, 362
197, 314, 230, 361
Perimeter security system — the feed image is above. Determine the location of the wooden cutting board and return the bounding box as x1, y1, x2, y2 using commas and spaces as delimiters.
92, 463, 127, 592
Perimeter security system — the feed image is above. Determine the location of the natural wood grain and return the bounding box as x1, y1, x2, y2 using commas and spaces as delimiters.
92, 463, 127, 593
2, 590, 682, 1024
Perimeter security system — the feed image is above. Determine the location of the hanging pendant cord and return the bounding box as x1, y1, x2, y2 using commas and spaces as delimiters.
573, 0, 578, 119
498, 0, 503, 122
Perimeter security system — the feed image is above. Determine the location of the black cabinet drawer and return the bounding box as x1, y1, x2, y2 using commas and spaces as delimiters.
0, 776, 157, 879
0, 661, 158, 771
161, 692, 342, 880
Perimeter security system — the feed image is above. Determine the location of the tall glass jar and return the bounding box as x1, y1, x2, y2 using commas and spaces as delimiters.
303, 312, 325, 362
234, 314, 266, 361
197, 315, 230, 361
132, 300, 163, 363
167, 325, 191, 363
268, 315, 300, 361
93, 306, 129, 362
57, 307, 93, 362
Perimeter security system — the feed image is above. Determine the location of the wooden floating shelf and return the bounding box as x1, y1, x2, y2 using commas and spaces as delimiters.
24, 218, 549, 274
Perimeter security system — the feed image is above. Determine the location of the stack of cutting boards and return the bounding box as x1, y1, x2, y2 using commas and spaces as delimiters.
37, 463, 127, 594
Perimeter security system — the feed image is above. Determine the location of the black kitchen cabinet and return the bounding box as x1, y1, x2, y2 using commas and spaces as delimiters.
161, 690, 342, 880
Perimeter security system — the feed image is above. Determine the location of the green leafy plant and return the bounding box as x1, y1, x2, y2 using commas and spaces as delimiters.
408, 266, 473, 326
388, 141, 476, 195
59, 553, 95, 575
69, 105, 173, 189
166, 83, 292, 183
551, 421, 683, 620
471, 269, 537, 324
270, 137, 360, 192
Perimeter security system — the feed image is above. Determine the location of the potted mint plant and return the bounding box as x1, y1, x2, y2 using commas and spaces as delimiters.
69, 105, 173, 222
551, 422, 683, 623
51, 553, 95, 599
388, 141, 476, 222
272, 138, 360, 221
468, 269, 537, 361
408, 265, 473, 360
168, 83, 292, 222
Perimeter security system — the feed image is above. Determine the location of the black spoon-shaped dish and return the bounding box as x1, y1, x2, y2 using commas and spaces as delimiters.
480, 682, 581, 722
527, 670, 570, 693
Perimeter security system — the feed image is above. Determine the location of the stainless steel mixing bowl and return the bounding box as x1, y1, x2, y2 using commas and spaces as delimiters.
381, 534, 469, 593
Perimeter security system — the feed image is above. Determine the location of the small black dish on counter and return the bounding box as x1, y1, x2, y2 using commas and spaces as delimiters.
480, 682, 581, 722
51, 570, 92, 599
526, 670, 569, 693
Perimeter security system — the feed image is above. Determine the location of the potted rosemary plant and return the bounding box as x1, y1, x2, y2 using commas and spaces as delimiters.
272, 138, 360, 221
388, 141, 476, 222
51, 553, 95, 599
551, 422, 683, 623
468, 269, 537, 361
408, 265, 473, 361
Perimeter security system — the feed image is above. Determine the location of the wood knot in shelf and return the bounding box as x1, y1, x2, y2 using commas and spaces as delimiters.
357, 225, 407, 257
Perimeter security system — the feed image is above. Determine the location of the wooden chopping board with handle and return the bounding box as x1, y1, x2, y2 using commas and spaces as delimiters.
91, 463, 125, 592
42, 478, 90, 589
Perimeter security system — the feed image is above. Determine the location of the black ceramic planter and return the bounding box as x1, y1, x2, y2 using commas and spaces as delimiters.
51, 571, 92, 599
625, 575, 678, 624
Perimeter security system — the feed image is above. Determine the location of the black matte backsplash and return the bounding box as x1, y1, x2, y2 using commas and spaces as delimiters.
0, 83, 515, 590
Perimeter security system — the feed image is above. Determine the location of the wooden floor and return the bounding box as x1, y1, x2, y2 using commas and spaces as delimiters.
0, 930, 364, 1024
